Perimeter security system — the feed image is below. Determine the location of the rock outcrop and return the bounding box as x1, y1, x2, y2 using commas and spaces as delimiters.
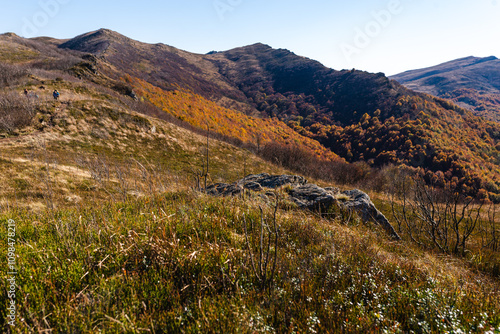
206, 173, 306, 197
206, 173, 400, 240
341, 189, 399, 240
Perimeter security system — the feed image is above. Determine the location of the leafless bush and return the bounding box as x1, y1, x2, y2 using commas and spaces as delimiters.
131, 157, 170, 195
30, 56, 81, 72
365, 164, 399, 193
28, 68, 80, 83
30, 141, 56, 210
390, 171, 487, 255
19, 38, 77, 59
259, 142, 378, 187
76, 154, 111, 186
482, 204, 499, 251
191, 125, 211, 192
389, 169, 416, 237
0, 63, 29, 87
114, 163, 132, 202
76, 154, 123, 201
260, 142, 315, 174
75, 153, 172, 201
0, 91, 36, 133
19, 38, 83, 72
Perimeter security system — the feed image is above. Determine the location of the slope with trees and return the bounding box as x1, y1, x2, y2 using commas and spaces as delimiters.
5, 29, 500, 200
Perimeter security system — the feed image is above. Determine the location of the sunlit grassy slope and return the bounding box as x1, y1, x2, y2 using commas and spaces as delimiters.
1, 186, 500, 332
0, 69, 499, 334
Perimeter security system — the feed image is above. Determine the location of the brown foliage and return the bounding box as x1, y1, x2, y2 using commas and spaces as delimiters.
0, 63, 28, 87
0, 91, 36, 133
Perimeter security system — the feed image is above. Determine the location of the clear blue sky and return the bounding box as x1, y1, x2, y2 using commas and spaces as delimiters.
1, 0, 499, 75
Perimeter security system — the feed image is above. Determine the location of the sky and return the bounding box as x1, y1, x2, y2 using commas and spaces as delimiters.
1, 0, 499, 76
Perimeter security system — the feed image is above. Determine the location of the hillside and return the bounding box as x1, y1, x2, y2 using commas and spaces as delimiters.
207, 45, 500, 200
391, 56, 500, 122
59, 29, 251, 111
0, 69, 499, 331
1, 30, 500, 333
208, 43, 407, 125
56, 29, 500, 201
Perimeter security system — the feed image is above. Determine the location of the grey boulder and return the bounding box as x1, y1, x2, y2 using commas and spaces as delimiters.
206, 174, 400, 240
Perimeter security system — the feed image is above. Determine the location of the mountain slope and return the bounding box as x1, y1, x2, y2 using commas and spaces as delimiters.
391, 56, 500, 122
59, 29, 251, 111
0, 35, 292, 210
56, 29, 500, 200
60, 30, 412, 124
206, 45, 500, 199
208, 43, 407, 125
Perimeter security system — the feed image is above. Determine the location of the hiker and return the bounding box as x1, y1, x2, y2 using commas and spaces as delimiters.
24, 89, 28, 96
53, 90, 60, 100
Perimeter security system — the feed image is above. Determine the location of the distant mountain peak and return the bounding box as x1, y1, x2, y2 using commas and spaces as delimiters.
391, 56, 500, 122
205, 43, 272, 55
59, 28, 128, 54
91, 28, 128, 39
1, 32, 19, 38
460, 55, 498, 61
457, 55, 499, 67
225, 43, 274, 54
249, 42, 273, 49
95, 28, 114, 34
479, 55, 498, 62
72, 28, 117, 39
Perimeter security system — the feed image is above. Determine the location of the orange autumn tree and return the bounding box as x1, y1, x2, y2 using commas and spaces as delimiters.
126, 75, 340, 163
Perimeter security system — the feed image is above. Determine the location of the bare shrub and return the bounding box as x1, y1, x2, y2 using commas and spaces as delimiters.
28, 68, 80, 83
29, 56, 81, 72
0, 63, 29, 87
19, 38, 83, 72
261, 142, 314, 172
482, 204, 499, 251
0, 91, 36, 133
390, 171, 487, 255
75, 153, 172, 202
259, 142, 378, 187
365, 164, 399, 193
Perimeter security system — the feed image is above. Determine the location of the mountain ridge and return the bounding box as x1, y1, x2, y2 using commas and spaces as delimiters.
391, 56, 500, 121
394, 56, 498, 81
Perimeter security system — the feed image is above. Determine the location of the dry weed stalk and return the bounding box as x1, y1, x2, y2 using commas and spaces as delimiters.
243, 198, 280, 291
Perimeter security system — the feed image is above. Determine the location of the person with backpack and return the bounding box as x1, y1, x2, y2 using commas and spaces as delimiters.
53, 90, 60, 100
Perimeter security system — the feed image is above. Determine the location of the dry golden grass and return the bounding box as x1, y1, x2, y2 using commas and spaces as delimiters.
0, 42, 499, 332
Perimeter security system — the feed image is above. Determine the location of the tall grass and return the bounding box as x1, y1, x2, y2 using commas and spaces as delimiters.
1, 191, 499, 333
